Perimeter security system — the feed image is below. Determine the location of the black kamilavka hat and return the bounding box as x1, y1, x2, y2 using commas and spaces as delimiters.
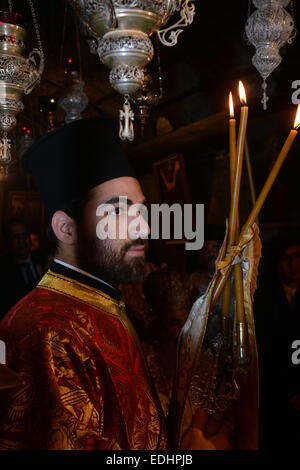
22, 117, 136, 219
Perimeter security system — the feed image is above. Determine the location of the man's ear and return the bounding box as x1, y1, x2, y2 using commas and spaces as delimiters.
51, 211, 77, 246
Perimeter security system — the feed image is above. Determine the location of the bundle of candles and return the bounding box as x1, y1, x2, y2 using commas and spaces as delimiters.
216, 81, 300, 366
169, 86, 300, 449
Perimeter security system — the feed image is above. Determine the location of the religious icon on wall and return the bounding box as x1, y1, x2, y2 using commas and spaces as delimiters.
152, 154, 192, 255
153, 153, 191, 205
7, 191, 46, 240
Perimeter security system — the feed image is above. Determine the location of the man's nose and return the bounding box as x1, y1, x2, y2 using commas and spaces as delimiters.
141, 212, 150, 237
128, 204, 150, 239
131, 213, 150, 239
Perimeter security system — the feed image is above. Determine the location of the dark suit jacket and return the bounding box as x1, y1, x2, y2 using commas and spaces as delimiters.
0, 253, 45, 319
254, 278, 300, 448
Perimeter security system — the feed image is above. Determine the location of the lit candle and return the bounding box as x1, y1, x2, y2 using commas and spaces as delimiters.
229, 81, 248, 241
221, 92, 237, 333
233, 103, 300, 362
229, 91, 236, 195
212, 103, 300, 309
228, 85, 248, 360
218, 82, 248, 335
242, 103, 300, 235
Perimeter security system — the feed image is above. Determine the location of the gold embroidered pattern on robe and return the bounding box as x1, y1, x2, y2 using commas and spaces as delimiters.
0, 271, 168, 450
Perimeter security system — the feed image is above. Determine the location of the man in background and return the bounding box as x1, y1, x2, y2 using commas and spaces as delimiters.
254, 235, 300, 449
0, 219, 44, 319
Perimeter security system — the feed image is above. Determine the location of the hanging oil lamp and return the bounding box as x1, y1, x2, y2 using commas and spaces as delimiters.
0, 3, 44, 171
245, 0, 295, 109
132, 69, 160, 137
68, 0, 195, 140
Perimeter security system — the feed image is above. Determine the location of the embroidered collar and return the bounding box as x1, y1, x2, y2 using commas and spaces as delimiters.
50, 259, 122, 301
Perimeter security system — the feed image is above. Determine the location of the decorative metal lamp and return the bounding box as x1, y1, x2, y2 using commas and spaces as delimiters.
0, 3, 44, 172
59, 70, 89, 124
245, 0, 296, 109
68, 0, 195, 140
132, 69, 160, 137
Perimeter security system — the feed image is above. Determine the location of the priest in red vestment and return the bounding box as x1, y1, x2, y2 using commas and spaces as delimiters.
0, 117, 167, 450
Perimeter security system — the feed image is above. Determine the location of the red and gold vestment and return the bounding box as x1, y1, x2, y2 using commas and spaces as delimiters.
0, 264, 167, 450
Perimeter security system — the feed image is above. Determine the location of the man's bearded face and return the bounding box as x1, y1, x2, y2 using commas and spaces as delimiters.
76, 177, 149, 286
77, 233, 148, 286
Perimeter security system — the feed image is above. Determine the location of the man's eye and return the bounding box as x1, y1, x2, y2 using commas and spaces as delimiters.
111, 206, 126, 216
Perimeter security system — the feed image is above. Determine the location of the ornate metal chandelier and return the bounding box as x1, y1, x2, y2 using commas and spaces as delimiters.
245, 0, 296, 110
0, 1, 44, 173
68, 0, 195, 140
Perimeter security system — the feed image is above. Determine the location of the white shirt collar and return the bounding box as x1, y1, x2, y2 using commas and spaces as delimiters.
53, 258, 115, 290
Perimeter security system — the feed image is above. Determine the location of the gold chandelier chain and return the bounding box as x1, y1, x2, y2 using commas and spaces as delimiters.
28, 0, 44, 62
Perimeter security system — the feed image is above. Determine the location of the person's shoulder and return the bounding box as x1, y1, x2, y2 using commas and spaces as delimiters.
0, 286, 91, 356
0, 286, 76, 331
1, 310, 89, 372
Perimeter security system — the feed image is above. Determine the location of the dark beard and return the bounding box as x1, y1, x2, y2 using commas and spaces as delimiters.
76, 230, 148, 286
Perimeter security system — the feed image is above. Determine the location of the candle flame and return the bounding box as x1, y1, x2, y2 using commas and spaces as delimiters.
229, 92, 234, 118
239, 81, 247, 105
294, 103, 300, 129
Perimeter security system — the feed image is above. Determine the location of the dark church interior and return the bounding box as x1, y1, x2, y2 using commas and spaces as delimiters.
0, 0, 299, 451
